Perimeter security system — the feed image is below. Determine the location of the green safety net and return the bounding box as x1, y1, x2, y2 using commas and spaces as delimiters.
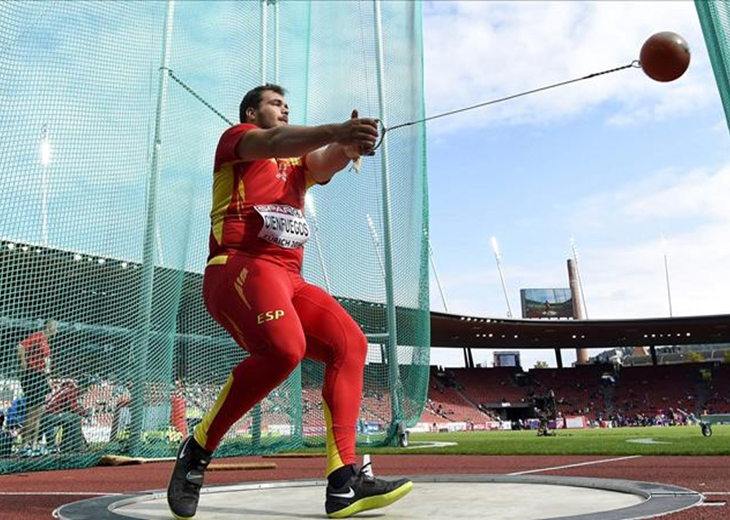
0, 0, 429, 474
696, 0, 730, 136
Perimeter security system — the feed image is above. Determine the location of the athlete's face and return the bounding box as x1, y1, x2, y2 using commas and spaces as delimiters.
250, 90, 289, 128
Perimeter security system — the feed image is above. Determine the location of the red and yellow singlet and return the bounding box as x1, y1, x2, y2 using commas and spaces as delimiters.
209, 123, 321, 271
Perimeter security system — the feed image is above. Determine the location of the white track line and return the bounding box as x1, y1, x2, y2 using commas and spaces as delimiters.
509, 455, 642, 476
404, 440, 458, 450
0, 491, 124, 496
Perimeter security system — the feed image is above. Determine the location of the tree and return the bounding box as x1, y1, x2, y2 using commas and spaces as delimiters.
533, 360, 549, 369
685, 351, 704, 363
723, 350, 730, 364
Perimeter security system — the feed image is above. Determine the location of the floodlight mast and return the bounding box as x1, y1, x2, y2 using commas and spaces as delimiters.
365, 213, 386, 279
661, 234, 673, 317
490, 236, 513, 318
427, 234, 473, 367
427, 237, 448, 312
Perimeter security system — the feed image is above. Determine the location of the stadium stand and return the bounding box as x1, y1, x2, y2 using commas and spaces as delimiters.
419, 361, 730, 429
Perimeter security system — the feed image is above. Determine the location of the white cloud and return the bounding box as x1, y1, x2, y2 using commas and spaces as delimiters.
571, 164, 730, 225
622, 166, 730, 221
423, 1, 712, 135
561, 162, 730, 319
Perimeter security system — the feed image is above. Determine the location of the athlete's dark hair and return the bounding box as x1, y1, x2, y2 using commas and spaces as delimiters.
239, 84, 287, 123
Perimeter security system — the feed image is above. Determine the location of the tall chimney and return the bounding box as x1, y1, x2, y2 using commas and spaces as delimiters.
568, 258, 589, 364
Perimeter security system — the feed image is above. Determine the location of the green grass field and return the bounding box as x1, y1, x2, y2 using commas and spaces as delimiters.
354, 425, 730, 457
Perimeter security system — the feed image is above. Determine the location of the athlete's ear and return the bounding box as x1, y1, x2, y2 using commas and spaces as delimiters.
246, 107, 257, 123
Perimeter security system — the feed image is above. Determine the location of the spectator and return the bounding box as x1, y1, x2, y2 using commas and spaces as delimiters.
110, 382, 132, 441
17, 319, 57, 451
40, 375, 93, 453
170, 381, 188, 438
6, 395, 25, 431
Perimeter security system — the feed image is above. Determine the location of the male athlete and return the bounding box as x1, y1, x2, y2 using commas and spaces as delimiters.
167, 84, 412, 519
17, 318, 57, 453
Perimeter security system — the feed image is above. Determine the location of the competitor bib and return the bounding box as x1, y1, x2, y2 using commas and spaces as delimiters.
254, 204, 310, 249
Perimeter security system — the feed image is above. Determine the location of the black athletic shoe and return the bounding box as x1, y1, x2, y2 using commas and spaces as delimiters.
325, 464, 413, 518
167, 436, 211, 520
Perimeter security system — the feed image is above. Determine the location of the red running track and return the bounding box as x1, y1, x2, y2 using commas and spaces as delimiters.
0, 455, 727, 519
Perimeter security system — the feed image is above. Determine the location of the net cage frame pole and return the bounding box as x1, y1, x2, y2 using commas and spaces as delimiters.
272, 0, 303, 448
255, 0, 304, 449
261, 0, 268, 84
251, 0, 269, 445
373, 0, 403, 434
250, 0, 276, 449
40, 125, 50, 247
130, 0, 175, 455
260, 0, 281, 84
274, 0, 280, 83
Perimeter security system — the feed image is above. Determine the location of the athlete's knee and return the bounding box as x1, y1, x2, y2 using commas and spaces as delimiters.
269, 339, 306, 371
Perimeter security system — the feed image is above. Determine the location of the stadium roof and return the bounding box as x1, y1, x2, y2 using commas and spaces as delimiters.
2, 240, 728, 351
430, 311, 730, 349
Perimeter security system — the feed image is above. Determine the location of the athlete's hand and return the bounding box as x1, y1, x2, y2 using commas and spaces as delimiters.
335, 110, 378, 156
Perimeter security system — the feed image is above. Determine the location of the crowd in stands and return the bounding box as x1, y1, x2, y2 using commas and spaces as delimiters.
423, 361, 730, 429
422, 369, 499, 425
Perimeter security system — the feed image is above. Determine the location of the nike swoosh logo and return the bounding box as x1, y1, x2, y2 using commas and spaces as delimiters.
330, 488, 355, 499
178, 438, 192, 460
186, 472, 203, 482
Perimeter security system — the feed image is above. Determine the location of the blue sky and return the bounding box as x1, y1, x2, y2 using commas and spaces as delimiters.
422, 1, 730, 368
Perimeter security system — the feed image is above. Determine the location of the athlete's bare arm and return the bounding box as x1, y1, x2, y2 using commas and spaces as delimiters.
235, 113, 378, 180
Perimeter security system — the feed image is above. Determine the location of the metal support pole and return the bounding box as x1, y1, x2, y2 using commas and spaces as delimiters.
311, 226, 332, 293
251, 402, 262, 447
40, 125, 50, 247
290, 359, 303, 447
130, 0, 175, 456
664, 253, 673, 316
273, 0, 280, 83
373, 0, 402, 433
251, 0, 276, 445
428, 240, 448, 312
427, 238, 471, 365
261, 0, 268, 83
